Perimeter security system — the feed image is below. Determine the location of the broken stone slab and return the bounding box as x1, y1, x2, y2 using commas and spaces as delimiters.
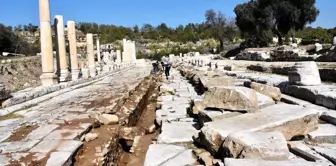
157, 95, 173, 102
30, 140, 83, 153
222, 132, 290, 160
198, 104, 319, 154
24, 124, 59, 140
0, 140, 41, 153
44, 129, 87, 140
288, 61, 321, 86
288, 141, 333, 164
144, 144, 189, 166
193, 86, 259, 114
120, 127, 145, 146
45, 152, 73, 166
310, 146, 336, 165
157, 121, 199, 144
256, 92, 275, 109
308, 124, 336, 144
224, 158, 333, 166
244, 82, 281, 101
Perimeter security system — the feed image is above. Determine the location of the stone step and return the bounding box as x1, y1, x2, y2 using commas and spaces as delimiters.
198, 104, 319, 154
157, 121, 199, 144
288, 141, 333, 164
308, 124, 336, 144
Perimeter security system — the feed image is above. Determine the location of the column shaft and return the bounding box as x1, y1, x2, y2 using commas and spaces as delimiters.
39, 0, 57, 86
67, 20, 80, 80
86, 33, 96, 77
55, 15, 70, 82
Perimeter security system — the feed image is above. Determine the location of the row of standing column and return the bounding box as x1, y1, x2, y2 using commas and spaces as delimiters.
39, 0, 133, 86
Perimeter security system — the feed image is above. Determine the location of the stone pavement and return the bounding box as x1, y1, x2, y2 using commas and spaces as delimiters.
0, 65, 151, 166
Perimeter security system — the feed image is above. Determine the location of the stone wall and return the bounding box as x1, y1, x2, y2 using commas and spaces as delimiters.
0, 56, 42, 92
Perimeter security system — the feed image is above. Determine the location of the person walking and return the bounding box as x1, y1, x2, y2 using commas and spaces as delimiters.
164, 61, 172, 80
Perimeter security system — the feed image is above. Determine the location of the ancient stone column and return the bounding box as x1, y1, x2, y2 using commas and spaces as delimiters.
131, 41, 136, 62
67, 20, 80, 80
116, 50, 121, 63
96, 38, 101, 62
55, 15, 71, 82
86, 33, 96, 77
39, 0, 57, 86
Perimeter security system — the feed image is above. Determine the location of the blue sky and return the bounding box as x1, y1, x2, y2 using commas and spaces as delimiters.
0, 0, 334, 28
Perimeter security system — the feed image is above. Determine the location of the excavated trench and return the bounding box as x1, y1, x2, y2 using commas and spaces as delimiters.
74, 75, 160, 166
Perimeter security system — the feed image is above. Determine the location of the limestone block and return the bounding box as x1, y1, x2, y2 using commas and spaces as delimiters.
288, 141, 333, 164
288, 61, 321, 86
222, 132, 290, 160
198, 104, 319, 154
98, 114, 119, 125
315, 43, 323, 52
198, 109, 242, 126
84, 133, 98, 142
310, 146, 336, 165
244, 82, 281, 101
144, 144, 187, 166
194, 86, 259, 114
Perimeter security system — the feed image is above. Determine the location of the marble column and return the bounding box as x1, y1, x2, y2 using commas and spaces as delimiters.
96, 38, 101, 62
67, 20, 80, 80
55, 15, 71, 82
86, 33, 96, 77
116, 50, 121, 63
39, 0, 57, 86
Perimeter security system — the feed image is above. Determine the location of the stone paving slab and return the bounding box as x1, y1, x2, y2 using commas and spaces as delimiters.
0, 140, 41, 153
160, 149, 198, 166
45, 152, 73, 166
30, 140, 83, 153
24, 124, 59, 140
157, 121, 199, 144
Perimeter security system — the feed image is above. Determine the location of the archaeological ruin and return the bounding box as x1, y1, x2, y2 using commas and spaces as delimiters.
0, 0, 336, 166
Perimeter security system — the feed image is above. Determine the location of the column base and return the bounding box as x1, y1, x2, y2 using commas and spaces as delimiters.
59, 70, 71, 82
89, 67, 97, 78
82, 68, 90, 79
71, 69, 80, 81
40, 73, 58, 86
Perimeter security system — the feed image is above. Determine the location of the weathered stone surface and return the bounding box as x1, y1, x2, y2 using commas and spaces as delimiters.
98, 114, 119, 125
0, 140, 40, 153
0, 83, 11, 100
157, 121, 198, 144
310, 146, 336, 165
244, 82, 281, 101
144, 144, 187, 166
198, 104, 319, 154
44, 129, 86, 140
288, 141, 332, 164
45, 152, 72, 166
160, 149, 198, 166
308, 124, 336, 143
194, 86, 259, 113
198, 109, 242, 126
224, 158, 332, 166
222, 132, 290, 160
256, 92, 275, 109
30, 140, 83, 153
288, 61, 321, 86
199, 76, 233, 89
25, 124, 59, 140
84, 133, 98, 142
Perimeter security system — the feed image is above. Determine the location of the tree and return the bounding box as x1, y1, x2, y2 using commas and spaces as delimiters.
204, 9, 237, 50
234, 0, 319, 46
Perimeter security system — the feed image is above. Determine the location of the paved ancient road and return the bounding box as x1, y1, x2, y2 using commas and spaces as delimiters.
0, 65, 151, 166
